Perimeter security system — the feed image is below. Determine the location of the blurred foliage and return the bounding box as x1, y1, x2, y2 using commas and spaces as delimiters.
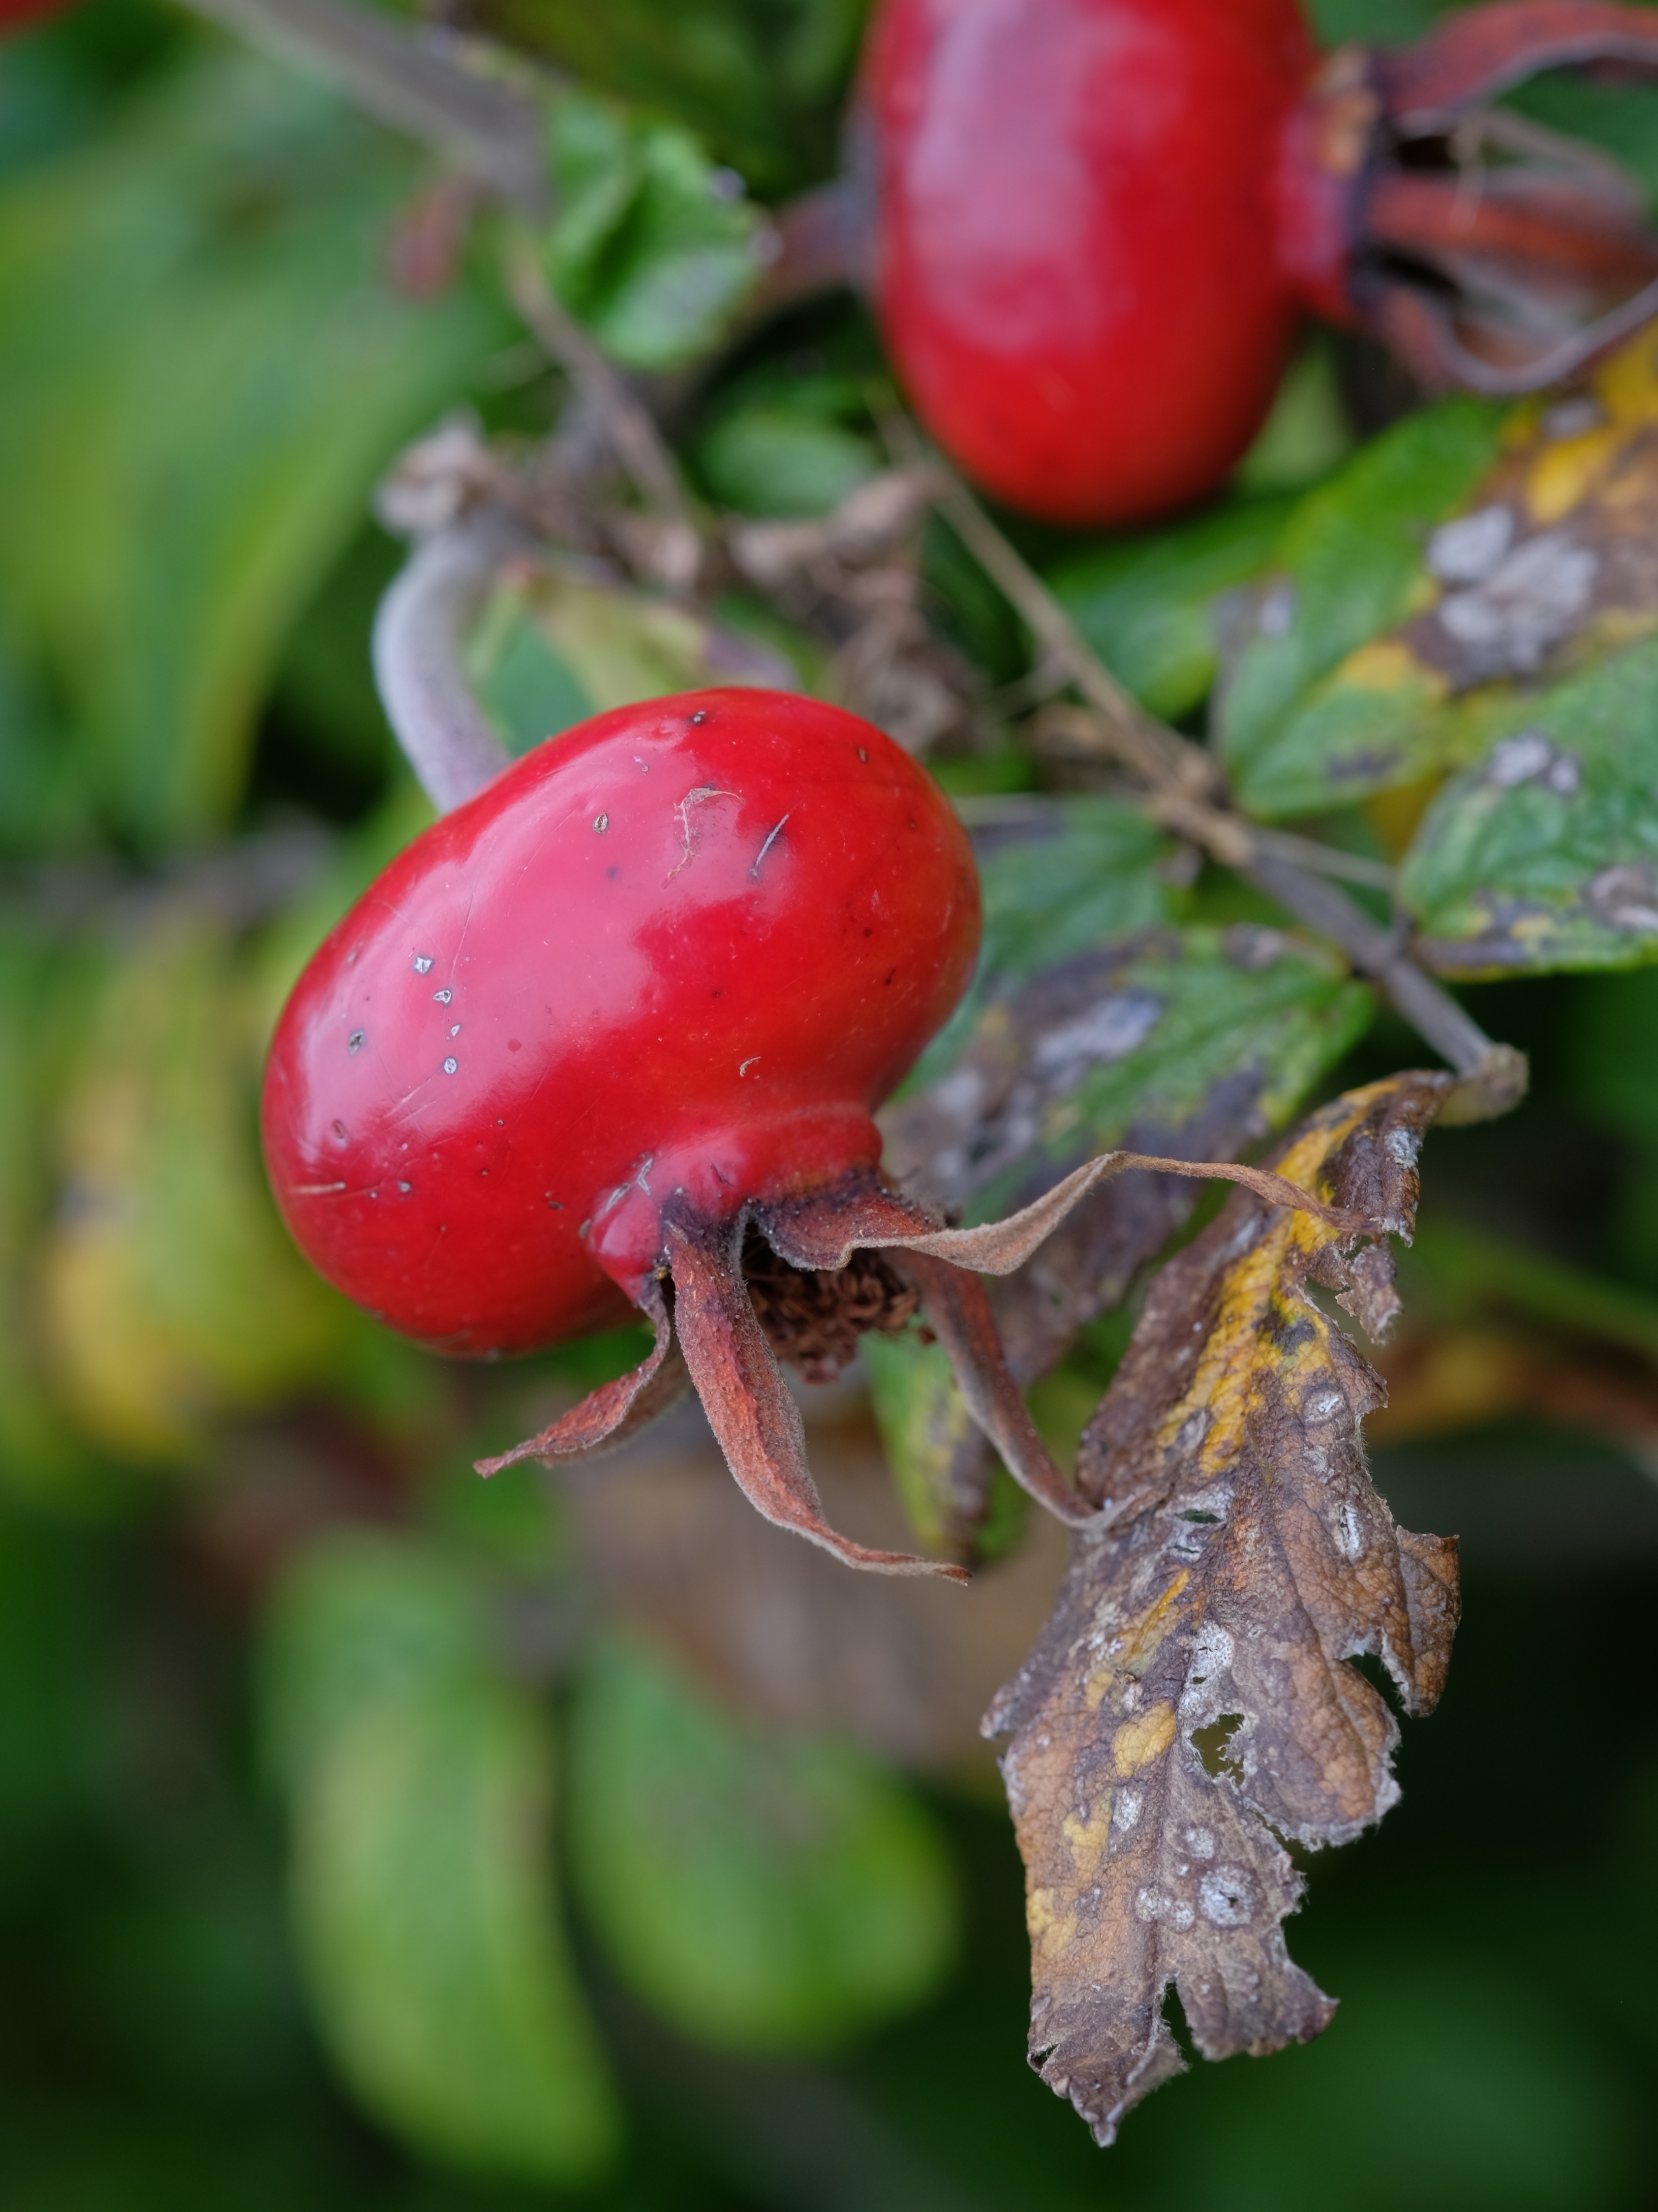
468, 560, 799, 755
4, 2, 1658, 2205
541, 86, 764, 370
40, 905, 347, 1462
470, 0, 870, 197
566, 1635, 958, 2053
263, 1531, 621, 2185
0, 38, 508, 853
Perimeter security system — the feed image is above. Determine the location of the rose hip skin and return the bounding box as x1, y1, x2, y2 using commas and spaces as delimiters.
262, 689, 979, 1359
867, 0, 1316, 527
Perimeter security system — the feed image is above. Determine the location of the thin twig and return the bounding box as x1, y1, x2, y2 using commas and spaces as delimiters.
499, 226, 698, 536
179, 0, 551, 209
911, 442, 1526, 1115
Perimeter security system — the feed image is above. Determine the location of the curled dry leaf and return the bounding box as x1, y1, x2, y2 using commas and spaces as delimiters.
984, 1072, 1460, 2145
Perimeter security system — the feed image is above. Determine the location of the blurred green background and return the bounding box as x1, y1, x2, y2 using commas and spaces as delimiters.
3, 1, 1658, 2205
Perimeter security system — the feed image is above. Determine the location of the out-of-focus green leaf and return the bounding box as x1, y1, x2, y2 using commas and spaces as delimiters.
39, 907, 347, 1463
1232, 340, 1355, 498
862, 1324, 1027, 1560
0, 1504, 105, 1874
906, 799, 1174, 1090
262, 1531, 619, 2185
544, 86, 762, 371
0, 46, 504, 852
0, 929, 106, 1504
260, 1532, 486, 1792
475, 0, 868, 195
1047, 498, 1293, 724
467, 559, 797, 755
1216, 398, 1503, 819
1401, 635, 1658, 975
698, 406, 879, 518
567, 1635, 957, 2053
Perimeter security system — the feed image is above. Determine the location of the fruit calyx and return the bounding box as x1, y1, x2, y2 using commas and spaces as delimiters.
477, 1149, 1371, 1580
1284, 0, 1658, 393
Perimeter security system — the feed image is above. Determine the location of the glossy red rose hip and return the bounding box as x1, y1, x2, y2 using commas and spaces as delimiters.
866, 0, 1316, 527
262, 689, 979, 1359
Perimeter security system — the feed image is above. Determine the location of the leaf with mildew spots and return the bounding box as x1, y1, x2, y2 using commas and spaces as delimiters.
884, 924, 1374, 1386
1219, 327, 1658, 822
1401, 633, 1658, 975
1215, 399, 1502, 820
984, 1073, 1460, 2146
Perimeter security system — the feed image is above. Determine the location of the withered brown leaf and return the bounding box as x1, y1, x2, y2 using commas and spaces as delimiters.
984, 1073, 1461, 2144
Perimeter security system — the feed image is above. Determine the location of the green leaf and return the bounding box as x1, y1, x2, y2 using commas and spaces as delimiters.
862, 1324, 1028, 1560
0, 928, 107, 1505
259, 1533, 489, 1791
467, 561, 799, 756
1400, 635, 1658, 974
1047, 497, 1293, 723
697, 406, 879, 518
262, 1532, 620, 2186
1216, 398, 1504, 819
545, 86, 762, 371
889, 921, 1375, 1231
1231, 339, 1355, 498
0, 48, 505, 852
567, 1635, 958, 2053
472, 0, 867, 195
39, 907, 348, 1464
906, 798, 1175, 1090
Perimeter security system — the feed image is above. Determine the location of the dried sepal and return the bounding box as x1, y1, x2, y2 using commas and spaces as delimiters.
476, 1278, 689, 1474
664, 1207, 969, 1583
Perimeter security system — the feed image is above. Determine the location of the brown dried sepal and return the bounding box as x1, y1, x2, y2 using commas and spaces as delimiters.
984, 1073, 1461, 2145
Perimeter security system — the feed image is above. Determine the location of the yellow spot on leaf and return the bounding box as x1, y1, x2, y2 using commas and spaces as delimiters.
1085, 1573, 1191, 1707
1526, 428, 1619, 525
1113, 1702, 1176, 1777
1062, 1798, 1113, 1878
1332, 638, 1444, 699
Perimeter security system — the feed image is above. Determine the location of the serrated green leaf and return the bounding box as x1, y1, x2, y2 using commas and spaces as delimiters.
567, 1635, 957, 2053
898, 924, 1376, 1233
1232, 339, 1356, 498
467, 561, 799, 757
1048, 497, 1293, 723
545, 86, 761, 371
1401, 634, 1658, 975
0, 48, 505, 853
1217, 398, 1503, 819
263, 1531, 620, 2186
906, 798, 1174, 1091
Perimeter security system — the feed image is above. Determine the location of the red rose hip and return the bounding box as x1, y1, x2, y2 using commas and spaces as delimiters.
263, 689, 978, 1354
265, 688, 1053, 1575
